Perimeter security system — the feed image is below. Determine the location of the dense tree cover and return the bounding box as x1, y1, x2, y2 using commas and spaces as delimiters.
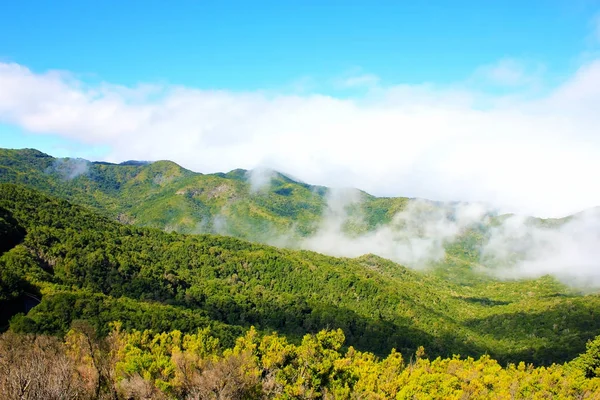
8, 289, 243, 349
2, 183, 600, 367
4, 148, 600, 398
3, 325, 600, 399
0, 147, 578, 289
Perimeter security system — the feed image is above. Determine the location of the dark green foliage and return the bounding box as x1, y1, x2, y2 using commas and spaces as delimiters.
1, 183, 600, 366
10, 289, 243, 348
0, 208, 25, 254
574, 335, 600, 378
0, 246, 47, 328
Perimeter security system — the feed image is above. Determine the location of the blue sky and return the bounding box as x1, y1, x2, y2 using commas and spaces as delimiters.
1, 0, 596, 89
1, 1, 600, 216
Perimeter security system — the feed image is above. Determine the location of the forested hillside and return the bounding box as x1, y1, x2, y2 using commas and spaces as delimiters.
2, 150, 600, 397
0, 148, 408, 240
1, 183, 600, 368
0, 147, 577, 286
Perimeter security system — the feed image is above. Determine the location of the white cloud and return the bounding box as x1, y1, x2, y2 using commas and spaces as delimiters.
482, 208, 600, 286
46, 157, 90, 180
246, 167, 276, 193
471, 58, 544, 88
1, 60, 600, 217
297, 193, 490, 268
338, 73, 380, 88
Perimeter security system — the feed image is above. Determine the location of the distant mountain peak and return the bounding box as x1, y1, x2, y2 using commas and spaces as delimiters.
10, 148, 53, 158
119, 160, 152, 166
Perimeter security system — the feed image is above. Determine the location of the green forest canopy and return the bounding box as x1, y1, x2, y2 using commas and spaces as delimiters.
1, 183, 600, 368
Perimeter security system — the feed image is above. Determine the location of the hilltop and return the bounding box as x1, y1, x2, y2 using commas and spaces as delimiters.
0, 148, 411, 238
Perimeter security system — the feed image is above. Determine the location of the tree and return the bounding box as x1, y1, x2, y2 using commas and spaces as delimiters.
575, 335, 600, 378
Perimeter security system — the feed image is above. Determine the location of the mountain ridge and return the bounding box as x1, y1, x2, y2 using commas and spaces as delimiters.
0, 147, 408, 237
1, 147, 597, 288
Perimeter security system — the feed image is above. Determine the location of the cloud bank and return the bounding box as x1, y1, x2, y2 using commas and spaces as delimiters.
278, 190, 600, 286
1, 59, 600, 217
45, 157, 90, 180
298, 192, 490, 267
482, 208, 600, 286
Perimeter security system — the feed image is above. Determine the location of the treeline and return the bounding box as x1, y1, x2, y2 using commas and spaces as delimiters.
3, 324, 600, 399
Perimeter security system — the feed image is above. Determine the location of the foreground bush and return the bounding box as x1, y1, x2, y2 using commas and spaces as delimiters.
2, 324, 600, 399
